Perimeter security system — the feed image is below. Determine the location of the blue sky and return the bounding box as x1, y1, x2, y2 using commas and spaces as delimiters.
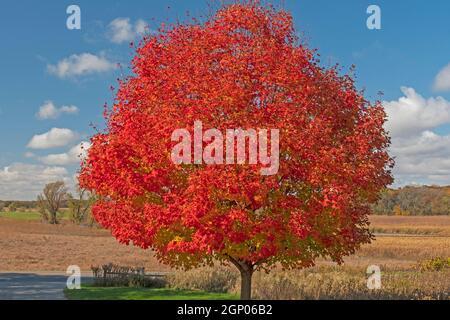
1, 0, 450, 199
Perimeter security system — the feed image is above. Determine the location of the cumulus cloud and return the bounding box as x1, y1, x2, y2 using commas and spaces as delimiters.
39, 141, 91, 166
384, 87, 450, 138
0, 163, 72, 200
36, 101, 78, 120
27, 128, 79, 150
47, 53, 116, 79
434, 63, 450, 92
384, 88, 450, 186
108, 18, 148, 44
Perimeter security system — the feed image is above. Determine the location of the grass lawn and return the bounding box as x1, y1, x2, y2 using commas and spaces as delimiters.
0, 211, 69, 221
65, 286, 239, 300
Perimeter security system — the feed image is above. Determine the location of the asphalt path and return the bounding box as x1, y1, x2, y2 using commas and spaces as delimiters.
0, 273, 92, 300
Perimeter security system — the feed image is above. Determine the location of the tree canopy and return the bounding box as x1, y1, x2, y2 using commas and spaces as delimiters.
79, 1, 393, 299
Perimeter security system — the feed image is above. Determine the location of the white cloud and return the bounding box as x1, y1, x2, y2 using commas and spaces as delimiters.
39, 141, 91, 166
47, 53, 116, 79
134, 19, 148, 35
0, 163, 72, 200
108, 18, 148, 44
391, 131, 450, 158
27, 128, 79, 150
36, 101, 79, 120
434, 63, 450, 92
384, 88, 450, 186
383, 87, 450, 138
391, 131, 450, 177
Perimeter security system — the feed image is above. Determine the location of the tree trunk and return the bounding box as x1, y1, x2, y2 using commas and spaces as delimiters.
240, 266, 253, 300
50, 211, 58, 224
227, 256, 254, 300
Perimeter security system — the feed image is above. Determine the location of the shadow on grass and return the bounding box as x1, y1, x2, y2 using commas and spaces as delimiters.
65, 286, 239, 300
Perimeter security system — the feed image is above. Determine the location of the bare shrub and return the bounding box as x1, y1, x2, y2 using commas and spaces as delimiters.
417, 257, 450, 271
68, 188, 96, 226
91, 263, 167, 288
37, 181, 68, 224
8, 202, 18, 212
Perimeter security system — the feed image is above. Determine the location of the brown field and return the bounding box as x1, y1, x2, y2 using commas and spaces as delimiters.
0, 218, 168, 272
345, 215, 450, 268
370, 215, 450, 236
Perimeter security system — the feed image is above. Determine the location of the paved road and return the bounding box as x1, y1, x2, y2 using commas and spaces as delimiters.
0, 273, 92, 300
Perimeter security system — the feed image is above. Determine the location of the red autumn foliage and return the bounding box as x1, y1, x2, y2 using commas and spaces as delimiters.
79, 1, 393, 298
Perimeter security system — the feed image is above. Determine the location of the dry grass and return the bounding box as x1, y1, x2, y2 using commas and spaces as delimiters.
165, 265, 449, 300
356, 237, 450, 263
167, 266, 238, 293
250, 267, 449, 300
369, 215, 450, 236
0, 218, 167, 272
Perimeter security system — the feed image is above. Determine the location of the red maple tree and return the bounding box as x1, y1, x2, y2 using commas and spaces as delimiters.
79, 1, 393, 299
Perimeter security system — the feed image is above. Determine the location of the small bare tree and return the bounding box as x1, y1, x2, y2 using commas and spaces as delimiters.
68, 187, 96, 226
8, 202, 18, 212
37, 181, 68, 224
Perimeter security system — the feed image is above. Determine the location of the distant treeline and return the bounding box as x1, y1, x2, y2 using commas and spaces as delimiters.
372, 186, 450, 216
0, 200, 68, 211
0, 200, 38, 211
2, 186, 450, 216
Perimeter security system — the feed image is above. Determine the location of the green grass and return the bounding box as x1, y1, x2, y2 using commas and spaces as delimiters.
0, 211, 70, 221
64, 286, 239, 300
0, 211, 41, 220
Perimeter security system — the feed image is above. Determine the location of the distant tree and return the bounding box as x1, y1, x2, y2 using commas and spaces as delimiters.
37, 181, 68, 224
442, 196, 450, 215
393, 205, 410, 216
371, 188, 397, 215
372, 186, 450, 216
429, 189, 450, 215
0, 202, 5, 212
68, 188, 96, 226
8, 202, 18, 212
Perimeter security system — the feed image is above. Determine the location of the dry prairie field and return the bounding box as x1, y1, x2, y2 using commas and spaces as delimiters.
0, 213, 168, 272
1, 212, 449, 299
